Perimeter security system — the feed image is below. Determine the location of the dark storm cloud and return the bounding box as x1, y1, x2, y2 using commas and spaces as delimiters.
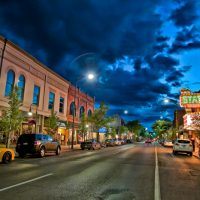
169, 27, 200, 53
170, 0, 198, 27
0, 0, 197, 126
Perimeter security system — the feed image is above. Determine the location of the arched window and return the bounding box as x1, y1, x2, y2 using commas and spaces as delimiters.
88, 109, 92, 117
18, 75, 25, 101
69, 102, 76, 116
79, 106, 85, 118
5, 69, 15, 96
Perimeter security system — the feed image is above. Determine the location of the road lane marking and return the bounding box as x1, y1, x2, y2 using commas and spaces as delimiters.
155, 146, 161, 200
0, 173, 53, 192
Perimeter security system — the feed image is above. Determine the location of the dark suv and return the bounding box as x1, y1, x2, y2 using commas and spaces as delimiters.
16, 134, 61, 157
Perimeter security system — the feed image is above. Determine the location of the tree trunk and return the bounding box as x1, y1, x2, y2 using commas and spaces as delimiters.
97, 131, 100, 142
6, 131, 11, 148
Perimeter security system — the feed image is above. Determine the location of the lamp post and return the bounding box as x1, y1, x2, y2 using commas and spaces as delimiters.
71, 73, 95, 149
28, 104, 38, 133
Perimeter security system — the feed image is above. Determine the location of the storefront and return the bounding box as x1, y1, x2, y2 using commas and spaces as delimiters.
180, 89, 200, 156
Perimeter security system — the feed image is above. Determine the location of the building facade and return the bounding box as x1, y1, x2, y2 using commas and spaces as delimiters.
180, 89, 200, 156
0, 36, 94, 145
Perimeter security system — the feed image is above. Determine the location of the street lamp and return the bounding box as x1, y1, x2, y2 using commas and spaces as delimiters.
124, 110, 128, 114
71, 73, 95, 149
28, 104, 38, 133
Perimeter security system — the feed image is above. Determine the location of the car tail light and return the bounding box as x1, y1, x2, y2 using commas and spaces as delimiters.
175, 143, 179, 146
189, 144, 193, 147
34, 141, 41, 145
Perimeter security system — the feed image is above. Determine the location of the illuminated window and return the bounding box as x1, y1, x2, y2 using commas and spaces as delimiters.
5, 70, 15, 96
32, 85, 40, 105
48, 92, 55, 110
18, 75, 25, 101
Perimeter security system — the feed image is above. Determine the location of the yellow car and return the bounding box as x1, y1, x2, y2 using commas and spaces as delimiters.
0, 148, 15, 164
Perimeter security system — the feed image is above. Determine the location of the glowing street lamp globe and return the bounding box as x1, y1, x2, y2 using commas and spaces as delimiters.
88, 73, 94, 80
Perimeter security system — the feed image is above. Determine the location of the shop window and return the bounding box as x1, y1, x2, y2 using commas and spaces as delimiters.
5, 69, 15, 96
18, 75, 25, 101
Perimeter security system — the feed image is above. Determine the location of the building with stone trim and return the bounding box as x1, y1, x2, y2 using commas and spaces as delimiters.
0, 36, 94, 145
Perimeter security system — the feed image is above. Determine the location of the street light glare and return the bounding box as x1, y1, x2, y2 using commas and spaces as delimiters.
28, 112, 33, 116
164, 99, 169, 103
124, 110, 128, 114
88, 73, 94, 80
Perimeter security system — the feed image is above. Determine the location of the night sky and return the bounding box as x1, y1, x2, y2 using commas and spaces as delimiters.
0, 0, 200, 128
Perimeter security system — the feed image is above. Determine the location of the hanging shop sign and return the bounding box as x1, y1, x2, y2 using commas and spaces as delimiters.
183, 113, 200, 130
180, 89, 200, 108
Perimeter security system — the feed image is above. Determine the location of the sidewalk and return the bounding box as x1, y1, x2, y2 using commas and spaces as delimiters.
193, 150, 200, 159
61, 144, 81, 152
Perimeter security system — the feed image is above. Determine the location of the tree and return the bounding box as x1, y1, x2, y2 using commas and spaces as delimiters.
79, 113, 88, 141
0, 86, 24, 148
45, 109, 59, 137
126, 120, 144, 138
88, 102, 110, 142
152, 120, 172, 138
119, 126, 129, 138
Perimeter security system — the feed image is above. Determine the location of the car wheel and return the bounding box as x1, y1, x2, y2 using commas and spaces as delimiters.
189, 152, 193, 157
39, 147, 45, 157
56, 147, 61, 155
81, 148, 85, 150
2, 151, 12, 164
173, 150, 177, 155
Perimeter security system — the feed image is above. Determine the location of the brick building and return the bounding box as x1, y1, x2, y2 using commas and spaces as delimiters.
0, 36, 94, 145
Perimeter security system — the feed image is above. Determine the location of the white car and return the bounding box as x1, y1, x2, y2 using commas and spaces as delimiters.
163, 140, 173, 147
173, 139, 193, 156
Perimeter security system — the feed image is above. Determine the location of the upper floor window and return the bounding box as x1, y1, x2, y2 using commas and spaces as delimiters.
88, 109, 92, 117
5, 69, 15, 96
48, 92, 55, 110
79, 106, 85, 118
18, 75, 25, 101
32, 85, 40, 106
69, 102, 76, 116
59, 97, 64, 113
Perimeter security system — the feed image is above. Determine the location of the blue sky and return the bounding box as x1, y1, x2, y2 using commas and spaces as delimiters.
0, 0, 199, 129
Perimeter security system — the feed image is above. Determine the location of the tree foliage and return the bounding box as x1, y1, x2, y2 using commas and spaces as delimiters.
152, 120, 172, 138
79, 113, 88, 141
0, 86, 24, 147
88, 102, 111, 141
45, 109, 59, 136
126, 120, 144, 137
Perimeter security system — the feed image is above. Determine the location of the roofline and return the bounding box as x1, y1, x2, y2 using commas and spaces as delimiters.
0, 36, 71, 85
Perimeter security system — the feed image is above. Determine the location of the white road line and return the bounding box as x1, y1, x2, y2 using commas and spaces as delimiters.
0, 173, 53, 192
155, 146, 161, 200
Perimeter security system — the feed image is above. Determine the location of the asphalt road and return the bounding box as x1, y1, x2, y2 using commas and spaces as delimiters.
0, 143, 199, 200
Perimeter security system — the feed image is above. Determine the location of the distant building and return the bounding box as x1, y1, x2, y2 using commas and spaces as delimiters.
0, 36, 94, 145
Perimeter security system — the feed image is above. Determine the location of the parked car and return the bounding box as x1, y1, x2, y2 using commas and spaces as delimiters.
145, 138, 152, 143
126, 139, 133, 144
80, 140, 101, 150
163, 140, 173, 147
0, 148, 15, 164
16, 133, 61, 158
105, 139, 115, 147
173, 139, 193, 156
114, 139, 122, 146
